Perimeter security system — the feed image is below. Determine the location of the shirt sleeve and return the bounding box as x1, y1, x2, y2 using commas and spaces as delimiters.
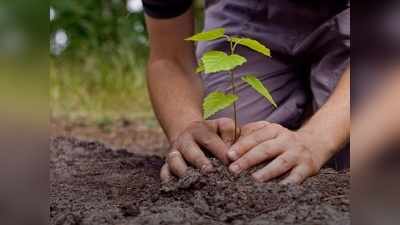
142, 0, 194, 19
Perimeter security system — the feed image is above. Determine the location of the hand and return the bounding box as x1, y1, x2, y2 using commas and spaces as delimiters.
160, 118, 238, 182
227, 121, 329, 184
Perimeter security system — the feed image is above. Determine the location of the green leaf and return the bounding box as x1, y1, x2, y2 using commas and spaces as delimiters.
231, 37, 271, 57
241, 75, 277, 108
201, 51, 246, 73
185, 28, 225, 42
203, 91, 238, 119
196, 61, 205, 73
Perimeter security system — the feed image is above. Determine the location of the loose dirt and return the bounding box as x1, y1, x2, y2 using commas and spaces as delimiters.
50, 118, 168, 156
50, 137, 350, 225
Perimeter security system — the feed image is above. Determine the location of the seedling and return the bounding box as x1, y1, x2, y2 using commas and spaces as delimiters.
186, 28, 277, 141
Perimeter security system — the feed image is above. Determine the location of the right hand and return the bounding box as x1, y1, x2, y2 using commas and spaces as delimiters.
160, 118, 238, 182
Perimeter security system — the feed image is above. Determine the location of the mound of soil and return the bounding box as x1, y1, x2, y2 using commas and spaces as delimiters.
50, 137, 350, 225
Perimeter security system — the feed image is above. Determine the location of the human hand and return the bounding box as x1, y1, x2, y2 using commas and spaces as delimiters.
160, 118, 238, 182
227, 121, 329, 184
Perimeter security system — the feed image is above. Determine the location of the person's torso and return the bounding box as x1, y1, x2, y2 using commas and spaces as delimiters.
197, 0, 348, 128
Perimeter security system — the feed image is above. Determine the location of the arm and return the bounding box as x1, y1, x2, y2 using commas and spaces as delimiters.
226, 67, 350, 184
352, 69, 400, 171
296, 67, 350, 169
145, 9, 234, 181
146, 9, 201, 141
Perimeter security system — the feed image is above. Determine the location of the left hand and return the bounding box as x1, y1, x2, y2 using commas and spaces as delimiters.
227, 121, 329, 184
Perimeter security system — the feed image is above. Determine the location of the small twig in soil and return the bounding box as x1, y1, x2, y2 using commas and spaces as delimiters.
323, 195, 347, 201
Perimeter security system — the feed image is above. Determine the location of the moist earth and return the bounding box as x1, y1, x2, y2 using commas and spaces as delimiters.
50, 137, 350, 225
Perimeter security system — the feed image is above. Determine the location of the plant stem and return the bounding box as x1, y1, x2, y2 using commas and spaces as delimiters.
229, 70, 238, 142
227, 37, 239, 142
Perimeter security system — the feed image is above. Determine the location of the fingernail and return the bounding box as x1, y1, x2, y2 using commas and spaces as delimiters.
279, 180, 290, 185
201, 164, 214, 173
252, 173, 263, 182
229, 145, 238, 152
280, 179, 297, 185
229, 164, 241, 174
161, 177, 172, 184
227, 150, 238, 161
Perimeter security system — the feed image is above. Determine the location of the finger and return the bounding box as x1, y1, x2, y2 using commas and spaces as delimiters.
166, 150, 188, 177
177, 137, 213, 172
191, 128, 230, 164
252, 153, 297, 182
160, 163, 173, 183
280, 165, 314, 185
215, 118, 236, 146
227, 123, 282, 161
229, 140, 283, 174
240, 121, 270, 137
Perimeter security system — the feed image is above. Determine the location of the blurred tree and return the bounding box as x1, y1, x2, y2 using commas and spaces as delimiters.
50, 0, 147, 59
49, 0, 204, 121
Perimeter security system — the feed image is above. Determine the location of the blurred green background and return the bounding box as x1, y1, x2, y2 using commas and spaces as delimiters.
50, 0, 203, 125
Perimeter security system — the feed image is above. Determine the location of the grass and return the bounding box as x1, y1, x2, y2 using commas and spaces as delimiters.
50, 52, 158, 127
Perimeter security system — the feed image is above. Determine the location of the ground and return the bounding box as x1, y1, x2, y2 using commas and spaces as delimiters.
50, 118, 168, 156
50, 119, 350, 225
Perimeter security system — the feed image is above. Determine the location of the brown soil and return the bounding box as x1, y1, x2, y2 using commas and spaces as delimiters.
50, 118, 168, 156
50, 137, 350, 225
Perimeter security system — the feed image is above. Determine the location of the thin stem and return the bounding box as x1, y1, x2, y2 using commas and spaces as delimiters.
229, 70, 238, 142
232, 39, 241, 53
228, 38, 239, 141
229, 40, 234, 54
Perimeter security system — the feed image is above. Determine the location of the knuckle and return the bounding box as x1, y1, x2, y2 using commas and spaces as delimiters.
256, 121, 270, 127
297, 145, 308, 153
177, 141, 189, 154
232, 141, 244, 153
279, 131, 295, 141
241, 122, 267, 136
269, 123, 283, 132
201, 137, 217, 148
277, 157, 291, 169
253, 132, 266, 143
187, 121, 205, 132
261, 149, 271, 159
218, 117, 234, 126
238, 157, 251, 169
259, 143, 273, 157
175, 133, 191, 146
295, 146, 313, 161
167, 151, 180, 159
286, 152, 300, 162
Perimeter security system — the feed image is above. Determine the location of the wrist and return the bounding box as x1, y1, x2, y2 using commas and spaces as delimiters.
167, 118, 204, 144
296, 127, 342, 168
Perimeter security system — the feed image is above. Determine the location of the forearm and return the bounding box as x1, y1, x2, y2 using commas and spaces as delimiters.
147, 60, 204, 142
145, 9, 204, 143
298, 67, 350, 166
352, 69, 400, 169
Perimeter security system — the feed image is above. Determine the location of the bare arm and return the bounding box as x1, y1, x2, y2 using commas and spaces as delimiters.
296, 67, 350, 168
352, 68, 400, 171
145, 9, 235, 181
145, 9, 202, 141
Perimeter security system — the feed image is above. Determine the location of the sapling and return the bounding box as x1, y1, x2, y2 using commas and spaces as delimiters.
186, 28, 277, 141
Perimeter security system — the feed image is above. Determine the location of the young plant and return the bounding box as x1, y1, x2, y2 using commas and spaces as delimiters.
186, 28, 277, 141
